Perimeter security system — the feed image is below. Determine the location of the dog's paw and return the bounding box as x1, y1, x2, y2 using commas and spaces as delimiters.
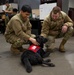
26, 66, 32, 73
48, 63, 55, 67
44, 59, 51, 62
42, 51, 50, 58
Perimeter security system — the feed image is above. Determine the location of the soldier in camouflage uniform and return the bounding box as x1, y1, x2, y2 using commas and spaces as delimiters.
4, 1, 13, 15
4, 5, 39, 55
2, 1, 13, 26
41, 6, 74, 53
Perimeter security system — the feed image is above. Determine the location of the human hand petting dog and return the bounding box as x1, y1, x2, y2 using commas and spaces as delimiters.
29, 37, 39, 45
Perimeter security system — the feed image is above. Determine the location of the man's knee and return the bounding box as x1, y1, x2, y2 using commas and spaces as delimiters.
68, 26, 73, 34
66, 26, 73, 36
63, 26, 74, 40
12, 38, 26, 48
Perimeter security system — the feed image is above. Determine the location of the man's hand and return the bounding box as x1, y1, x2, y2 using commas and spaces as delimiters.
29, 37, 39, 45
62, 25, 68, 33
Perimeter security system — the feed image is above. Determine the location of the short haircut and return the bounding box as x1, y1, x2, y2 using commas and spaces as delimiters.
52, 6, 61, 14
13, 8, 18, 12
21, 5, 32, 13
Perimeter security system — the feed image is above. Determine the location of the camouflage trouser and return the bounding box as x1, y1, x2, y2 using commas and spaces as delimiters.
45, 26, 74, 49
5, 34, 35, 48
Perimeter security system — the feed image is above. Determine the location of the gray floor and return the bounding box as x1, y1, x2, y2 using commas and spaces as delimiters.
0, 34, 74, 75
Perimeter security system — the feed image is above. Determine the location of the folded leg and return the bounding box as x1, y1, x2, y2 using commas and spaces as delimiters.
23, 58, 32, 73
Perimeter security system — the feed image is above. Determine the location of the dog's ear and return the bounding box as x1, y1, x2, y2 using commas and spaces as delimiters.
35, 35, 48, 44
41, 36, 48, 43
40, 36, 48, 43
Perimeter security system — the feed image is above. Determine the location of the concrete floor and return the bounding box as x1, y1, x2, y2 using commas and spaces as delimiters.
0, 34, 74, 75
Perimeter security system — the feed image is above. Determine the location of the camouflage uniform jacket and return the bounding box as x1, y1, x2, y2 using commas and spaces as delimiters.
4, 13, 32, 41
41, 11, 73, 37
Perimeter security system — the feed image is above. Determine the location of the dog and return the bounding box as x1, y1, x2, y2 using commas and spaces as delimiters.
21, 35, 55, 73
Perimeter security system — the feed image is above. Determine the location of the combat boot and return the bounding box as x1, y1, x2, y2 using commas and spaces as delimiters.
46, 43, 55, 53
46, 48, 54, 53
59, 39, 67, 53
11, 45, 27, 55
10, 45, 20, 55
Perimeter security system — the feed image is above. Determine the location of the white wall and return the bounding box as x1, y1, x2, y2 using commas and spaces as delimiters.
69, 0, 74, 8
39, 3, 57, 19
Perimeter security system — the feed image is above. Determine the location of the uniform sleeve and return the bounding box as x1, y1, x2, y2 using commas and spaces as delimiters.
11, 20, 31, 41
62, 11, 73, 27
41, 18, 50, 38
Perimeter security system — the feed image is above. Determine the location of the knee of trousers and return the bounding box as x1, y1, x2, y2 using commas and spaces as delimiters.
63, 26, 74, 40
12, 39, 26, 48
68, 26, 74, 33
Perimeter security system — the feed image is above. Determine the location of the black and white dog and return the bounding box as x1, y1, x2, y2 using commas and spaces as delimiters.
21, 35, 55, 73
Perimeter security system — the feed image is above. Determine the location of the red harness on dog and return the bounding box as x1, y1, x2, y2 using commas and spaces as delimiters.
28, 44, 40, 53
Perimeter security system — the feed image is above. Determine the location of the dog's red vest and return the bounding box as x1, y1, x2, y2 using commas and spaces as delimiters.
28, 44, 40, 53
